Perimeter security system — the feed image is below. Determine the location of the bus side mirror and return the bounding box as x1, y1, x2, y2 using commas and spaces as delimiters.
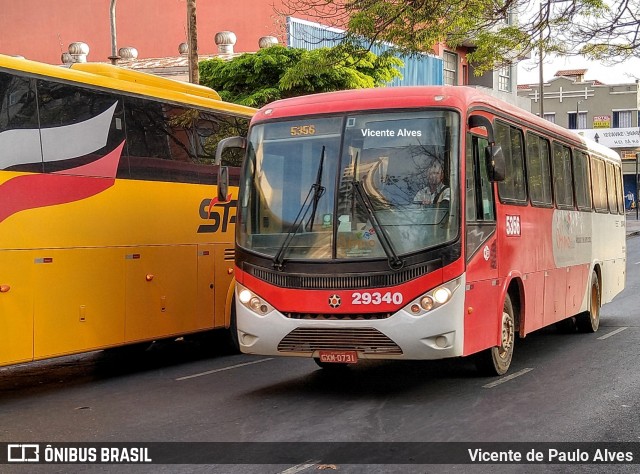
218, 166, 229, 202
468, 115, 495, 143
485, 145, 506, 182
214, 136, 247, 165
214, 136, 246, 203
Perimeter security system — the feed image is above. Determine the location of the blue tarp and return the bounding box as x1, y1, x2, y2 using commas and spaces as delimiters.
286, 17, 444, 87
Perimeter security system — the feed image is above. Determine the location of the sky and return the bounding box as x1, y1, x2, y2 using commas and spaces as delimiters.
517, 54, 640, 86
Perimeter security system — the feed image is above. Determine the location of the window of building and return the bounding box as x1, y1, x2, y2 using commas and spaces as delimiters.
543, 113, 556, 124
613, 110, 632, 128
443, 51, 458, 86
498, 65, 511, 92
568, 112, 587, 130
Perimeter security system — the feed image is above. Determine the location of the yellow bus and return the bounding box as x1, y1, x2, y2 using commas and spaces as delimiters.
0, 54, 255, 366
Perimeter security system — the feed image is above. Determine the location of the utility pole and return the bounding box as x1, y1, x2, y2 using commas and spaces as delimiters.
187, 0, 199, 84
634, 152, 640, 220
538, 1, 545, 119
538, 42, 544, 118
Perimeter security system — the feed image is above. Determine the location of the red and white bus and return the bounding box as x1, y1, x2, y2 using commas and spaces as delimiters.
218, 86, 626, 375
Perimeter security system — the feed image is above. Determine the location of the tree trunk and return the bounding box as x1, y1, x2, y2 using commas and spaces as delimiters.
187, 0, 199, 84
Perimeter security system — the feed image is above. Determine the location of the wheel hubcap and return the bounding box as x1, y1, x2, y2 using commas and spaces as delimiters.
498, 311, 514, 359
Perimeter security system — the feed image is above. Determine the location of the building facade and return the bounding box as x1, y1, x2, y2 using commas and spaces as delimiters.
1, 1, 524, 102
518, 70, 640, 202
0, 0, 290, 64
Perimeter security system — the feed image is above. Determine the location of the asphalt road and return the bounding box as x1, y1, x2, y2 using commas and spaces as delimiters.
1, 237, 639, 474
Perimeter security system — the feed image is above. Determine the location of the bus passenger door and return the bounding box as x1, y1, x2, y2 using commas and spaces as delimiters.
0, 251, 34, 365
463, 133, 501, 355
195, 244, 234, 329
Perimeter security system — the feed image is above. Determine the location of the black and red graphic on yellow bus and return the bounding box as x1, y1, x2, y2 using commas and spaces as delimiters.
197, 197, 237, 233
0, 141, 124, 224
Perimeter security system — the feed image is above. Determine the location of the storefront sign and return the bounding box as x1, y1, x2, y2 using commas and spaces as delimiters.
577, 128, 640, 148
592, 115, 611, 128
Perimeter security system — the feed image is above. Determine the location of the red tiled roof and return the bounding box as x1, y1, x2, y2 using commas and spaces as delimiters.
554, 69, 587, 77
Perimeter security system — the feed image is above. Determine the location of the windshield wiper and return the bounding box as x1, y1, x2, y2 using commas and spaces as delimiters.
273, 146, 326, 271
306, 146, 326, 232
351, 179, 404, 270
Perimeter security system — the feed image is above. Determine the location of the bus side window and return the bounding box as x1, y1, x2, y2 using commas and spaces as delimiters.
496, 121, 526, 204
614, 164, 624, 214
552, 142, 574, 209
605, 162, 617, 213
573, 150, 592, 211
526, 133, 553, 207
0, 73, 40, 172
465, 135, 477, 222
466, 134, 495, 221
465, 133, 496, 260
36, 79, 126, 175
591, 158, 607, 212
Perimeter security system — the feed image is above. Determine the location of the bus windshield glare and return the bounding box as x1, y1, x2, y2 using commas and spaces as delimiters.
239, 110, 460, 262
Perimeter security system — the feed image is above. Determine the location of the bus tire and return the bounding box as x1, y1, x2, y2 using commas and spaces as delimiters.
227, 304, 240, 353
555, 316, 577, 334
576, 272, 600, 333
475, 294, 515, 376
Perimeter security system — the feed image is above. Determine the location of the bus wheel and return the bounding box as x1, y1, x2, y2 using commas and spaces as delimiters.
475, 294, 515, 376
228, 309, 240, 353
555, 316, 577, 334
576, 273, 600, 333
314, 358, 351, 370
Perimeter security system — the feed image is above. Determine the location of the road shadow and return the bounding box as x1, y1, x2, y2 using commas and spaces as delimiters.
0, 329, 237, 398
240, 323, 603, 401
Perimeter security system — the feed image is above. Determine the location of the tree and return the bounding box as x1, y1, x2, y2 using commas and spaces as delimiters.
186, 0, 199, 84
198, 45, 402, 108
280, 1, 640, 74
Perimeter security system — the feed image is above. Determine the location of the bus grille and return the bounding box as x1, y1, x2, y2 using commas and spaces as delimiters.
284, 312, 392, 321
277, 327, 402, 354
248, 263, 436, 289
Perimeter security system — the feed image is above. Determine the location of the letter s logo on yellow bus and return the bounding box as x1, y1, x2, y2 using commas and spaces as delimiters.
197, 197, 237, 233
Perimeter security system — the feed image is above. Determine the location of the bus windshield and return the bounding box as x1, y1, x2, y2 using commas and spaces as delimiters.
239, 110, 460, 262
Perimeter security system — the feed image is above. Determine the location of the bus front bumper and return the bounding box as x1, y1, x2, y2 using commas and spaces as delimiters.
235, 277, 466, 361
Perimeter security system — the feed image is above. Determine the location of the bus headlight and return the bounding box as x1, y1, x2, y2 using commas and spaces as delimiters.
405, 278, 460, 316
433, 287, 452, 305
420, 296, 434, 311
236, 283, 273, 316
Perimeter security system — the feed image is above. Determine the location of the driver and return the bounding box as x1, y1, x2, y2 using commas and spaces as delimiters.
413, 160, 450, 207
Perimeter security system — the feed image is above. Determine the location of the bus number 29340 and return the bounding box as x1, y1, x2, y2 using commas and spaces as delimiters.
352, 292, 403, 305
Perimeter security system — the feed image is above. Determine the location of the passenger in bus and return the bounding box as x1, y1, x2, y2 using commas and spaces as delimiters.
413, 160, 450, 207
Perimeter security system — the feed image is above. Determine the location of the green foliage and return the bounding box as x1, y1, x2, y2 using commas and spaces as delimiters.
281, 0, 637, 75
199, 45, 402, 108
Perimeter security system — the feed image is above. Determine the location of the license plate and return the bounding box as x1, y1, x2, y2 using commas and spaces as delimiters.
318, 350, 358, 364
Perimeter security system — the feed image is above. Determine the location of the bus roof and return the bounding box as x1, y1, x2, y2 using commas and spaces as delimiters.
253, 86, 620, 163
0, 53, 255, 118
